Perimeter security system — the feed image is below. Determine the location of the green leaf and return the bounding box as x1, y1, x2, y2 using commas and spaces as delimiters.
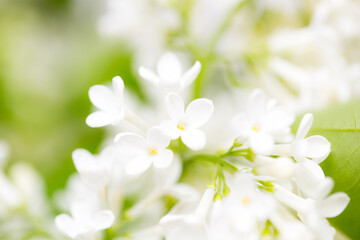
304, 100, 360, 239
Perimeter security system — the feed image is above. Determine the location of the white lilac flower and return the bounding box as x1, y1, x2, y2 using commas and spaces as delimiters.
86, 76, 126, 128
226, 174, 275, 225
10, 163, 50, 217
208, 174, 275, 240
274, 184, 349, 240
161, 92, 214, 150
115, 126, 173, 175
295, 159, 334, 199
54, 174, 99, 213
160, 187, 215, 240
55, 200, 115, 240
139, 52, 201, 91
270, 205, 314, 240
271, 113, 331, 163
232, 89, 294, 154
292, 113, 331, 163
72, 146, 114, 188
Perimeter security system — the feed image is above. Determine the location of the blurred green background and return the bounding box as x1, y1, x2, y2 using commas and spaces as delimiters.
0, 0, 144, 196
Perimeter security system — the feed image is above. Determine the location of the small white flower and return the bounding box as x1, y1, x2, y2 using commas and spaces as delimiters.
139, 52, 201, 91
208, 174, 274, 240
86, 76, 126, 128
295, 159, 334, 199
115, 126, 173, 175
274, 183, 349, 240
160, 187, 215, 240
226, 174, 275, 223
232, 89, 294, 154
292, 113, 331, 163
72, 147, 114, 188
271, 113, 331, 163
55, 200, 115, 240
161, 92, 214, 150
270, 205, 314, 240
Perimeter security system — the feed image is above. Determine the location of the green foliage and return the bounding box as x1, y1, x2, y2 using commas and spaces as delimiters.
304, 100, 360, 239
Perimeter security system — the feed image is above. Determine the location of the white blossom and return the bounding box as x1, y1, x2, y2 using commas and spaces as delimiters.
232, 89, 294, 154
115, 126, 173, 175
161, 92, 214, 150
86, 76, 126, 128
72, 146, 114, 188
271, 113, 331, 163
160, 187, 215, 240
139, 52, 201, 91
55, 200, 115, 240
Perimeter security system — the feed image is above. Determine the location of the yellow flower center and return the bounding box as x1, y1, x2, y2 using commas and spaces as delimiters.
242, 196, 251, 205
252, 125, 259, 132
177, 123, 185, 131
149, 148, 158, 156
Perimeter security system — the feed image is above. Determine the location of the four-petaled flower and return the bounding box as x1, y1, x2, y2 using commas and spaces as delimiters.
161, 92, 214, 150
139, 52, 201, 91
72, 147, 114, 188
55, 200, 115, 240
115, 126, 173, 175
86, 76, 126, 128
232, 89, 294, 154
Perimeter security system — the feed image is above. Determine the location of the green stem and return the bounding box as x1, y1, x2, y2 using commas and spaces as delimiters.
185, 154, 238, 173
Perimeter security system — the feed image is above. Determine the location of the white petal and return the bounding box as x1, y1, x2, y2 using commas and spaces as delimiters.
165, 92, 185, 120
319, 192, 350, 218
72, 149, 94, 172
71, 200, 93, 223
181, 129, 206, 150
304, 135, 331, 163
86, 111, 117, 128
89, 85, 118, 111
296, 160, 326, 198
72, 149, 110, 187
247, 89, 268, 122
81, 164, 110, 187
185, 98, 214, 128
139, 67, 160, 85
152, 149, 173, 169
295, 113, 313, 141
180, 61, 201, 89
292, 139, 309, 162
152, 156, 182, 190
316, 177, 334, 199
112, 76, 125, 104
55, 214, 79, 238
126, 155, 152, 175
160, 119, 181, 139
249, 133, 274, 155
115, 133, 147, 155
157, 52, 182, 86
160, 214, 205, 238
169, 184, 200, 202
147, 126, 171, 148
262, 108, 295, 133
232, 113, 253, 137
91, 210, 115, 231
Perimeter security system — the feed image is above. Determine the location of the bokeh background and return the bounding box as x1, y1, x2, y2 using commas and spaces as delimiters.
0, 0, 147, 196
